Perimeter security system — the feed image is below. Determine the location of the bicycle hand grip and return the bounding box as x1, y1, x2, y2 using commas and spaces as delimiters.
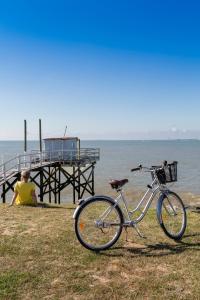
131, 165, 142, 172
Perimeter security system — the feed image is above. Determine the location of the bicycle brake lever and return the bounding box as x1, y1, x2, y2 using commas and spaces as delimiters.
131, 165, 142, 172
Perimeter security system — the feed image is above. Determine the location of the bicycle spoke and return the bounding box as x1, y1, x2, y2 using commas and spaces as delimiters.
75, 198, 123, 251
160, 192, 186, 239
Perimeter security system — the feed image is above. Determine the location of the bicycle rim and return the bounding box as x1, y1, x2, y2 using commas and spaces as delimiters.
160, 192, 186, 240
75, 198, 123, 251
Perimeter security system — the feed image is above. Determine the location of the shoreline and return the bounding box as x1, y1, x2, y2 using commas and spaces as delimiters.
1, 188, 200, 207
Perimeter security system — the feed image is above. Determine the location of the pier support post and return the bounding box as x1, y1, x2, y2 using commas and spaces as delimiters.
1, 161, 97, 204
40, 169, 43, 202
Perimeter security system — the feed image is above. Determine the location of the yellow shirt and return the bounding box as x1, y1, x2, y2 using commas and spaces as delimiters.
14, 181, 36, 205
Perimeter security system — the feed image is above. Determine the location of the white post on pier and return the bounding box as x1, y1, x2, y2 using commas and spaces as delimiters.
24, 119, 27, 168
40, 151, 42, 166
2, 156, 6, 181
1, 155, 3, 172
24, 153, 27, 168
17, 155, 21, 173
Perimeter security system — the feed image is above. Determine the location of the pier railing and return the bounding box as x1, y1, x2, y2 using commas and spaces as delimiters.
0, 148, 100, 185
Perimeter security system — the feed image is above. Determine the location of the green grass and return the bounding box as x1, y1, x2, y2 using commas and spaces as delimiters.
0, 271, 40, 299
0, 203, 200, 299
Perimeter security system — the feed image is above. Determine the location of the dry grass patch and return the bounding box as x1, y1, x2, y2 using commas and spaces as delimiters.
0, 202, 200, 299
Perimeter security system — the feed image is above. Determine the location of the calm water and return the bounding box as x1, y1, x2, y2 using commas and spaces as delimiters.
1, 140, 200, 195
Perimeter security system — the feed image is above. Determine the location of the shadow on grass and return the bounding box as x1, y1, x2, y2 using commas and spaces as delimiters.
99, 234, 200, 258
183, 232, 200, 238
190, 209, 200, 214
36, 203, 75, 210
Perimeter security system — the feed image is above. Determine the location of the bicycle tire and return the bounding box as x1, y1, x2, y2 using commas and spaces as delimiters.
75, 197, 123, 251
157, 191, 187, 240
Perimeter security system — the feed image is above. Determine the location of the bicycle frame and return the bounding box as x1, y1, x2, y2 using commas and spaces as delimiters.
99, 177, 170, 227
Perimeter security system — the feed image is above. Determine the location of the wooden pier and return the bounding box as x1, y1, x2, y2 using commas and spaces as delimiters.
0, 149, 100, 204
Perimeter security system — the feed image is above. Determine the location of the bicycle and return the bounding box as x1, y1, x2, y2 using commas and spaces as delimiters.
73, 161, 187, 251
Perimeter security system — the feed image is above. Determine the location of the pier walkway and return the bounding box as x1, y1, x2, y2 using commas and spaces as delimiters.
0, 148, 100, 203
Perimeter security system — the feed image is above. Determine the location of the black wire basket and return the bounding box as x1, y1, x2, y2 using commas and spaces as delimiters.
154, 161, 178, 184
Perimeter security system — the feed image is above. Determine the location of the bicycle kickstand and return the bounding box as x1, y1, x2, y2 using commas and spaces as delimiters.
124, 227, 129, 242
132, 223, 146, 239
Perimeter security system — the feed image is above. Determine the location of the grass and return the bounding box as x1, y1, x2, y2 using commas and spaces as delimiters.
0, 202, 200, 299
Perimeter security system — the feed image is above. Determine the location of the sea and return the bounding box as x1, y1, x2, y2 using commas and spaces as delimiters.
1, 140, 200, 201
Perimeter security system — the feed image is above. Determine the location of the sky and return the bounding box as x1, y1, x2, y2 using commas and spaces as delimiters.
0, 0, 200, 140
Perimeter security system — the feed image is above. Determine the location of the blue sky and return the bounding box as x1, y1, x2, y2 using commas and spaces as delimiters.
0, 0, 200, 140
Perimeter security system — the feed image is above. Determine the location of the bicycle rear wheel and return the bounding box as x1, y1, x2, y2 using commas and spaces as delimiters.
75, 197, 123, 251
157, 191, 187, 240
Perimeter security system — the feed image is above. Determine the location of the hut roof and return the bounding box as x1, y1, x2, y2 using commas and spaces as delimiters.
43, 137, 79, 141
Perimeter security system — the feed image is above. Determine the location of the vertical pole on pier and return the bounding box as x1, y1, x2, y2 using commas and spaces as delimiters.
58, 164, 61, 204
54, 165, 57, 204
92, 163, 95, 196
73, 166, 76, 204
2, 183, 6, 203
78, 138, 80, 160
48, 166, 51, 203
78, 164, 81, 200
39, 119, 42, 152
40, 168, 43, 202
24, 120, 27, 153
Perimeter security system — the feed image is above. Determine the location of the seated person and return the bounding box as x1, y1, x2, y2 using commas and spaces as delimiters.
9, 170, 37, 206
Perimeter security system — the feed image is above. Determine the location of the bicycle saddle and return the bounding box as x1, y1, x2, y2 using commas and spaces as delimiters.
109, 179, 128, 189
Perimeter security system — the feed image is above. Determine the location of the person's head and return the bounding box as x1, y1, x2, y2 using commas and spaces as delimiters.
21, 170, 30, 182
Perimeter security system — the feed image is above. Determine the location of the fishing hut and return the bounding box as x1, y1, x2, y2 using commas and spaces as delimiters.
43, 136, 80, 161
0, 120, 100, 204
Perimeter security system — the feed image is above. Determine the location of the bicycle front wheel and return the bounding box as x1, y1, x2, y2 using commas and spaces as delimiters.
157, 191, 187, 240
75, 197, 123, 251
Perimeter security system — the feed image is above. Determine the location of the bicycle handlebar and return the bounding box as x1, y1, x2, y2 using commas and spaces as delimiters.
131, 161, 175, 173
